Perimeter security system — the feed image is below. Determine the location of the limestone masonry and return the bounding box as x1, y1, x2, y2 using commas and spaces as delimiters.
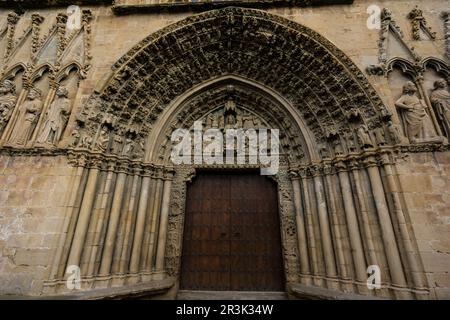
0, 0, 449, 299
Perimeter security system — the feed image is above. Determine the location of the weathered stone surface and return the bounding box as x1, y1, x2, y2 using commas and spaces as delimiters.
0, 0, 448, 300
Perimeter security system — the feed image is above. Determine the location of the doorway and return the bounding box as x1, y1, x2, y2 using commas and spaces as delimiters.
180, 171, 285, 291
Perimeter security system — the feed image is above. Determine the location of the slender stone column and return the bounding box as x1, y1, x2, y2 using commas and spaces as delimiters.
129, 170, 152, 273
146, 175, 164, 269
66, 165, 100, 269
415, 76, 443, 137
290, 172, 311, 284
155, 170, 174, 271
350, 162, 378, 265
365, 157, 408, 291
336, 162, 367, 284
312, 168, 337, 280
299, 170, 321, 286
49, 164, 85, 279
323, 166, 350, 285
381, 155, 425, 291
86, 166, 115, 276
30, 85, 56, 143
99, 168, 128, 275
140, 177, 157, 269
118, 171, 141, 274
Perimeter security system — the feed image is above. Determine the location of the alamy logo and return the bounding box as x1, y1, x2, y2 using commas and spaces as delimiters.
367, 5, 381, 30
367, 265, 381, 289
170, 121, 280, 175
67, 5, 82, 31
66, 265, 81, 290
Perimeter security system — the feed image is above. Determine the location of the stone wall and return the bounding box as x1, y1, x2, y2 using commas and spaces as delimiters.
396, 152, 450, 299
0, 155, 74, 295
0, 0, 448, 298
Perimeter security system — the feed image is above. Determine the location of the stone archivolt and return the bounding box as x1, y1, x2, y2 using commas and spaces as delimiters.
32, 8, 438, 299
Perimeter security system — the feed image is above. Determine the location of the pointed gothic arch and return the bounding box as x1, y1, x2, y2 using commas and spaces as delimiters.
44, 7, 432, 300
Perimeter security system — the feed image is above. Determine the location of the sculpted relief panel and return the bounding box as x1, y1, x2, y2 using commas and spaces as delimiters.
367, 6, 450, 147
0, 9, 92, 149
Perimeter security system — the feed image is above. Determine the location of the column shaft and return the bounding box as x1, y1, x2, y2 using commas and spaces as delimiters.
292, 178, 310, 280
129, 176, 151, 273
337, 170, 367, 282
313, 175, 337, 278
99, 171, 127, 275
155, 179, 173, 271
66, 167, 100, 268
367, 165, 407, 288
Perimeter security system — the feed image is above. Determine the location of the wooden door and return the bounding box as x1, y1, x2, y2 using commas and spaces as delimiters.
180, 171, 284, 291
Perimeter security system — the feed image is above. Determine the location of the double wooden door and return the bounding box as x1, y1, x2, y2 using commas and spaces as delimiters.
180, 171, 284, 291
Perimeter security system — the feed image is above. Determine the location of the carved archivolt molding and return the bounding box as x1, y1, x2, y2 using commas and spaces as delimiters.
73, 7, 390, 163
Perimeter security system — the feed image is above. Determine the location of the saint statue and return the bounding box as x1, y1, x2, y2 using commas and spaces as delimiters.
356, 125, 374, 148
37, 86, 71, 145
122, 136, 134, 156
96, 125, 110, 152
430, 79, 450, 138
9, 88, 43, 146
395, 81, 430, 143
0, 79, 17, 137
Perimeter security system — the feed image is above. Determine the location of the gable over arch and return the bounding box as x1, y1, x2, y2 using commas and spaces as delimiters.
74, 6, 391, 164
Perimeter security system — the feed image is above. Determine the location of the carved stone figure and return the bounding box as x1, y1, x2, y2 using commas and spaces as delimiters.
345, 133, 357, 152
95, 125, 110, 152
0, 80, 17, 136
356, 125, 374, 148
395, 81, 430, 143
387, 121, 403, 144
122, 136, 134, 156
9, 88, 43, 146
374, 127, 387, 146
430, 79, 450, 138
111, 130, 124, 154
37, 86, 71, 145
242, 114, 254, 129
332, 138, 344, 156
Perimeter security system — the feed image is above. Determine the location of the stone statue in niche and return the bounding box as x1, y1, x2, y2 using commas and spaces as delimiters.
430, 79, 450, 138
0, 80, 17, 136
9, 88, 43, 146
36, 86, 71, 146
387, 121, 403, 144
122, 136, 134, 156
395, 81, 435, 143
332, 138, 344, 156
356, 125, 374, 149
345, 133, 357, 152
111, 129, 124, 154
242, 114, 254, 129
95, 125, 110, 152
374, 127, 387, 146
